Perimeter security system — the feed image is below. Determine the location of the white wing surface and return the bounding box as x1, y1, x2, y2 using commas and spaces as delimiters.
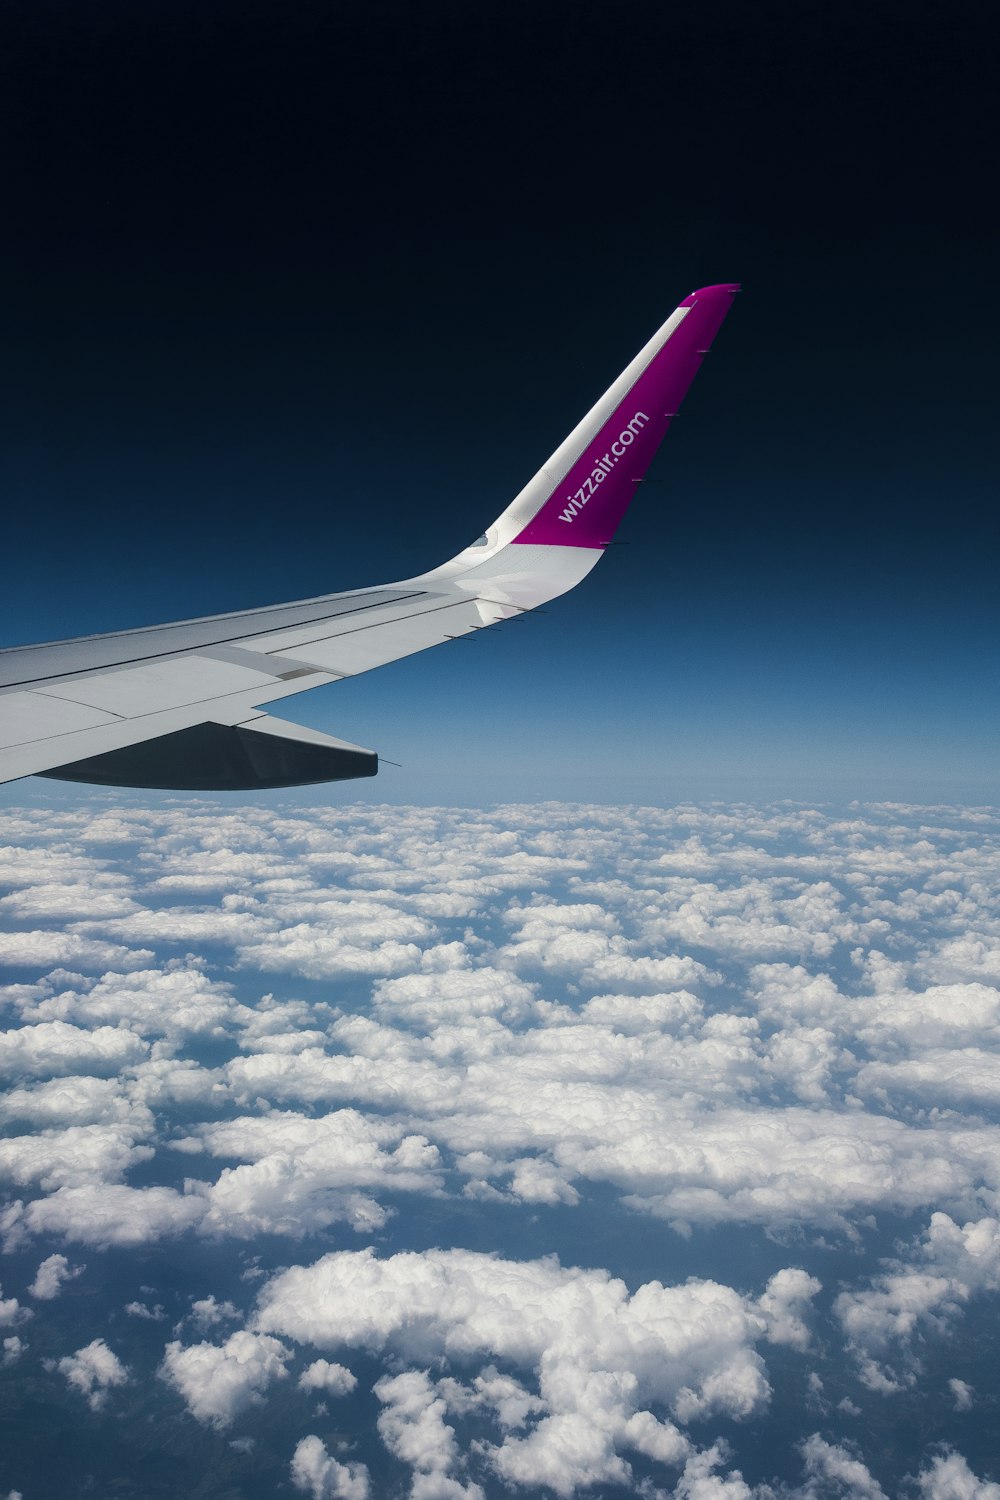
0, 284, 739, 790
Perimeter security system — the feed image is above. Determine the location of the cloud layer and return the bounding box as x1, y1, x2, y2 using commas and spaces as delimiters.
3, 798, 1000, 1493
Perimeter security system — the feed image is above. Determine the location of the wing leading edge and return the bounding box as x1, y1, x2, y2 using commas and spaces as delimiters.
0, 283, 739, 790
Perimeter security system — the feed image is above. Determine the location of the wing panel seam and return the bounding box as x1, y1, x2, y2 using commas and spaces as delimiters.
0, 592, 429, 692
278, 595, 499, 654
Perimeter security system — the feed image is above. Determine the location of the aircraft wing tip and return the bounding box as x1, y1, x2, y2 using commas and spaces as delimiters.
680, 282, 742, 306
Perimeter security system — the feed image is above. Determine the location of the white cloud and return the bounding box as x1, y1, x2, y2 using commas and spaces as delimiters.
6, 799, 1000, 1488
256, 1246, 790, 1493
0, 1074, 152, 1130
856, 1048, 1000, 1111
636, 875, 854, 962
836, 1272, 956, 1391
6, 801, 999, 1259
187, 1295, 240, 1332
508, 1157, 580, 1207
125, 1301, 165, 1321
181, 1109, 442, 1238
0, 1123, 153, 1190
20, 1183, 206, 1248
439, 1366, 545, 1433
498, 899, 721, 991
671, 1443, 757, 1498
0, 931, 151, 971
376, 1369, 485, 1500
916, 937, 1000, 988
836, 1212, 1000, 1389
0, 1286, 27, 1328
299, 1359, 357, 1395
24, 966, 250, 1040
233, 894, 437, 981
585, 952, 722, 990
86, 905, 268, 947
29, 1253, 83, 1300
57, 1338, 128, 1410
291, 1435, 370, 1500
798, 1433, 889, 1498
371, 967, 538, 1029
0, 1021, 148, 1078
222, 1004, 1000, 1235
949, 1378, 974, 1411
755, 1269, 822, 1350
160, 1329, 291, 1429
916, 1451, 1000, 1499
0, 878, 138, 922
579, 991, 704, 1033
763, 1025, 843, 1103
752, 961, 1000, 1067
127, 1056, 227, 1110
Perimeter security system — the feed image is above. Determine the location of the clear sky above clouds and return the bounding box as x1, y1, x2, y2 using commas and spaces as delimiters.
4, 797, 1000, 1497
2, 0, 997, 806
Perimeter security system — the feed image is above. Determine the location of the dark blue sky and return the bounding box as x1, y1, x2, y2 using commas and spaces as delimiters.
2, 0, 997, 802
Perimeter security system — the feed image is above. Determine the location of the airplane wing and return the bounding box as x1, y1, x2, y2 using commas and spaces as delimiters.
0, 283, 739, 790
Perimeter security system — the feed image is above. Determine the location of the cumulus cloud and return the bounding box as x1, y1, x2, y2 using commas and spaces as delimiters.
670, 1442, 757, 1498
916, 1451, 1000, 1499
798, 1434, 889, 1498
299, 1359, 357, 1395
234, 894, 436, 980
836, 1272, 957, 1392
181, 1109, 442, 1238
835, 1212, 1000, 1389
376, 1369, 485, 1500
5, 799, 1000, 1491
7, 800, 999, 1261
125, 1300, 165, 1321
755, 1269, 822, 1350
291, 1436, 370, 1500
0, 1021, 148, 1078
256, 1246, 793, 1492
57, 1338, 128, 1409
579, 990, 704, 1033
0, 876, 138, 922
160, 1330, 291, 1428
0, 1123, 153, 1190
0, 1286, 27, 1328
17, 1183, 206, 1248
0, 931, 150, 971
20, 966, 250, 1040
371, 967, 539, 1029
187, 1295, 240, 1332
29, 1253, 83, 1300
0, 1074, 153, 1130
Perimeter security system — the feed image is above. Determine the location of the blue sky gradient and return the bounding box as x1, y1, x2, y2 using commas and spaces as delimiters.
3, 1, 997, 806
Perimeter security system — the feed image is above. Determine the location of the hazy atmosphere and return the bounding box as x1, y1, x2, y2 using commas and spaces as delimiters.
3, 0, 998, 805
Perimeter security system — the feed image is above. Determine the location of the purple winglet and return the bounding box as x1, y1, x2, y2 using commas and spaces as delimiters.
511, 283, 740, 548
